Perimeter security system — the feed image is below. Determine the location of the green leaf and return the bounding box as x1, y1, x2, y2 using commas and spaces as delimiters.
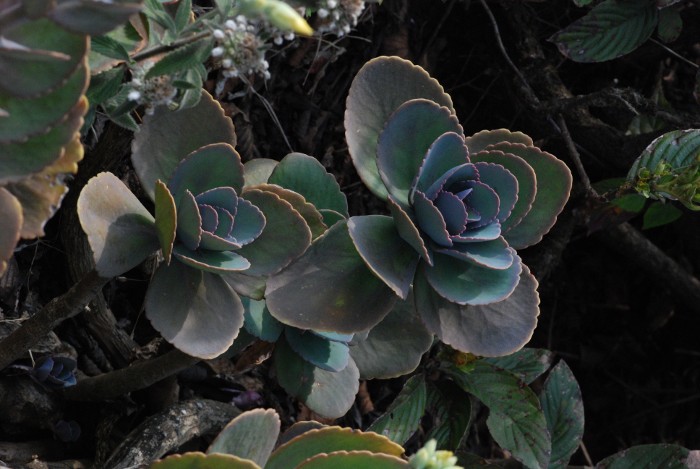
154, 180, 177, 263
91, 35, 131, 61
244, 158, 278, 187
349, 294, 433, 379
268, 152, 349, 217
642, 201, 682, 229
297, 452, 410, 468
594, 444, 689, 469
143, 0, 177, 31
483, 349, 554, 385
266, 220, 398, 334
151, 452, 262, 469
627, 129, 700, 178
426, 381, 472, 450
0, 188, 22, 276
549, 0, 659, 63
174, 0, 193, 33
447, 361, 551, 469
368, 375, 427, 445
266, 426, 404, 469
278, 422, 327, 447
207, 409, 280, 467
48, 0, 144, 36
285, 327, 350, 372
145, 260, 244, 359
573, 0, 594, 6
132, 90, 236, 199
242, 298, 284, 342
657, 6, 682, 43
465, 129, 533, 154
347, 215, 420, 299
253, 184, 326, 240
273, 338, 360, 418
145, 37, 213, 79
539, 360, 584, 469
77, 172, 160, 278
345, 56, 455, 200
611, 193, 646, 213
86, 66, 126, 106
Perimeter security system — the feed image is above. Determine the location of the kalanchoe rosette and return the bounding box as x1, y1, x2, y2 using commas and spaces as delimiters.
266, 57, 572, 357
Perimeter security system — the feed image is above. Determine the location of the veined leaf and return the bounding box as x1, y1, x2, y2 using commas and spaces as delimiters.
145, 37, 213, 79
594, 444, 689, 468
368, 375, 427, 445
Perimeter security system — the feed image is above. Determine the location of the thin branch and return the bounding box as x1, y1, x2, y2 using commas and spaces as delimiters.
0, 270, 109, 371
649, 38, 699, 70
130, 31, 211, 63
557, 113, 595, 197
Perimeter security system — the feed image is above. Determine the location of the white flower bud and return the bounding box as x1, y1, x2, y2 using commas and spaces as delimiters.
211, 46, 225, 57
327, 0, 338, 8
225, 19, 237, 30
317, 8, 329, 18
127, 90, 141, 101
213, 29, 225, 39
222, 58, 233, 68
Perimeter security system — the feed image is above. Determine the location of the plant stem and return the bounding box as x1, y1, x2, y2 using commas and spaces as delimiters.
131, 31, 211, 63
63, 349, 199, 401
0, 270, 109, 371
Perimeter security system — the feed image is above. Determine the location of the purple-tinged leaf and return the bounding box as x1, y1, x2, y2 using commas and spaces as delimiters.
462, 181, 500, 229
196, 187, 239, 217
199, 231, 241, 252
424, 163, 478, 201
465, 129, 533, 154
132, 91, 237, 199
434, 191, 467, 235
146, 260, 244, 359
348, 215, 420, 299
172, 245, 251, 273
345, 56, 455, 200
487, 143, 572, 249
451, 221, 501, 242
0, 188, 21, 276
176, 190, 202, 251
413, 191, 451, 248
235, 189, 311, 276
472, 162, 518, 223
252, 184, 326, 240
228, 197, 265, 247
388, 197, 432, 265
470, 150, 537, 233
377, 99, 462, 206
155, 180, 177, 264
77, 172, 159, 278
434, 237, 514, 270
416, 264, 539, 356
424, 250, 521, 305
414, 132, 470, 196
266, 220, 397, 334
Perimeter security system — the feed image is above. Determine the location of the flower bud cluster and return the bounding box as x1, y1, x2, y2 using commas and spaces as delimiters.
635, 157, 700, 211
409, 440, 462, 469
315, 0, 366, 36
211, 16, 272, 81
126, 61, 178, 115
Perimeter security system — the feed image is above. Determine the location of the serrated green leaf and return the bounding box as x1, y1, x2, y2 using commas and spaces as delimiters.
657, 6, 682, 43
175, 0, 193, 33
594, 444, 689, 469
145, 37, 213, 79
368, 375, 427, 445
539, 361, 584, 469
426, 381, 472, 450
91, 35, 131, 61
483, 349, 554, 385
447, 361, 551, 469
611, 193, 646, 213
549, 0, 659, 63
143, 0, 177, 31
642, 201, 682, 229
627, 129, 700, 178
87, 66, 125, 106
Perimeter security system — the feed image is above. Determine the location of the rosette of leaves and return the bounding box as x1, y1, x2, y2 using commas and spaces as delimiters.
78, 92, 320, 358
266, 56, 572, 357
150, 408, 439, 468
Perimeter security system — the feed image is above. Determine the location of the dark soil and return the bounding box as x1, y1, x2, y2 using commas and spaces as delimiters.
2, 0, 700, 467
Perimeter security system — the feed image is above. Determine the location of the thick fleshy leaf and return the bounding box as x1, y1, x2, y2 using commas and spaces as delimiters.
0, 18, 87, 98
377, 100, 463, 206
549, 0, 658, 63
151, 452, 261, 469
228, 197, 265, 246
285, 328, 350, 372
253, 184, 326, 239
77, 172, 159, 277
345, 56, 455, 200
176, 190, 203, 251
627, 129, 700, 178
273, 338, 359, 418
413, 191, 451, 248
242, 298, 284, 342
350, 294, 433, 379
447, 361, 551, 469
318, 209, 346, 228
0, 60, 88, 143
434, 237, 514, 270
266, 220, 397, 334
470, 150, 537, 233
7, 134, 83, 239
483, 348, 554, 385
243, 158, 278, 187
297, 452, 409, 469
172, 245, 251, 273
424, 251, 521, 305
145, 260, 244, 358
222, 271, 267, 300
49, 0, 143, 36
595, 444, 690, 469
267, 425, 404, 469
368, 375, 427, 445
347, 215, 420, 299
487, 143, 572, 249
154, 180, 177, 264
416, 264, 539, 356
0, 188, 22, 276
540, 360, 584, 469
472, 162, 518, 223
278, 422, 327, 447
167, 144, 244, 206
465, 129, 533, 154
207, 409, 280, 467
312, 330, 353, 343
424, 163, 479, 201
387, 197, 432, 264
0, 96, 87, 184
132, 90, 237, 199
434, 191, 467, 235
268, 153, 349, 217
461, 181, 500, 229
414, 132, 470, 196
426, 381, 472, 450
235, 189, 311, 276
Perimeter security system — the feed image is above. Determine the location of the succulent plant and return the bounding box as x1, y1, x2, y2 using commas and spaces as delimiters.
150, 408, 461, 469
266, 56, 572, 357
